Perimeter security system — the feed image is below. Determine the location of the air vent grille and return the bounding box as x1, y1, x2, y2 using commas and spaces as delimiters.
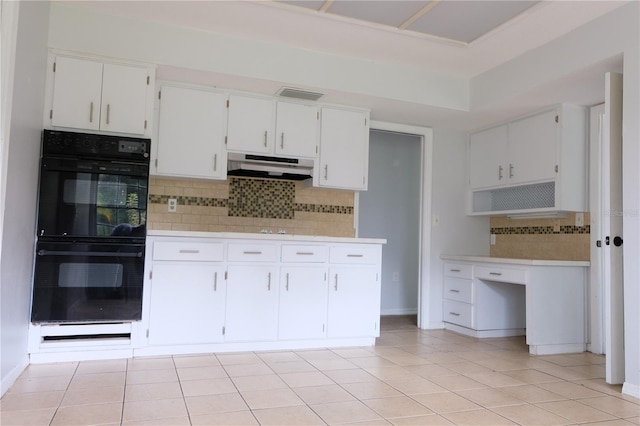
277, 87, 324, 101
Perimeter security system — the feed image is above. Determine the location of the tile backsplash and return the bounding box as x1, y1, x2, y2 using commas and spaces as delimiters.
147, 176, 356, 237
490, 213, 590, 261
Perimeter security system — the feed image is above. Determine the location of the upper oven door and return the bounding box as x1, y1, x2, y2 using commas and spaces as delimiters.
37, 157, 149, 239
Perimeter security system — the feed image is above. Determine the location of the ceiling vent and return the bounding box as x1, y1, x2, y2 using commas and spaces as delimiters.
276, 87, 325, 101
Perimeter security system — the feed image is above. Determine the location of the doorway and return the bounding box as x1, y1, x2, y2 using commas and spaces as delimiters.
358, 130, 422, 321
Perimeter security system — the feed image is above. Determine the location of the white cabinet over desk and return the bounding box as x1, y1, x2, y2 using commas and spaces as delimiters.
441, 255, 589, 355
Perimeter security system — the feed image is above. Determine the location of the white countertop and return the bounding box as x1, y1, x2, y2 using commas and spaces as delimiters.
440, 254, 589, 267
147, 230, 387, 245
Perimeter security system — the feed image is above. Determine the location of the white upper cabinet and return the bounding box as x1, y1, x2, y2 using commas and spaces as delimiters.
226, 94, 319, 158
317, 106, 370, 191
48, 55, 154, 136
508, 109, 558, 185
274, 101, 319, 158
155, 85, 227, 179
226, 94, 275, 154
469, 124, 508, 190
468, 104, 587, 215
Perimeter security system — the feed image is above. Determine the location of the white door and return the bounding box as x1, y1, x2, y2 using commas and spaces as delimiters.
156, 85, 227, 179
468, 124, 508, 189
327, 266, 379, 338
51, 56, 103, 131
275, 101, 318, 158
226, 94, 275, 154
101, 63, 150, 135
591, 72, 624, 384
278, 266, 327, 340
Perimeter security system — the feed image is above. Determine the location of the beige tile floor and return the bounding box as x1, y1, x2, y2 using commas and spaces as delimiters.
2, 315, 639, 425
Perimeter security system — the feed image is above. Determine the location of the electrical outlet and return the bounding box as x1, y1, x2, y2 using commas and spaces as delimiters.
553, 219, 561, 232
392, 272, 400, 282
168, 198, 177, 213
490, 234, 496, 245
575, 212, 584, 227
432, 215, 440, 226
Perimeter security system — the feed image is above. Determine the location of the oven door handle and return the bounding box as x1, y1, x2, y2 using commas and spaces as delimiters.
37, 250, 143, 258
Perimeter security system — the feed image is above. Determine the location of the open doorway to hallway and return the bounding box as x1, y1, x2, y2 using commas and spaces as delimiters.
358, 130, 422, 326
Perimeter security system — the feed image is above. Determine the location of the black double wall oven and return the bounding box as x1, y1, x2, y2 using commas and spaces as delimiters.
31, 130, 150, 323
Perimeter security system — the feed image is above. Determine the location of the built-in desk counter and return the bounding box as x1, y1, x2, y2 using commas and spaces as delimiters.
440, 255, 589, 355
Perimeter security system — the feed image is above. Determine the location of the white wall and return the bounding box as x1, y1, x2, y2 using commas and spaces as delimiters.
428, 129, 490, 328
1, 1, 50, 396
472, 1, 640, 398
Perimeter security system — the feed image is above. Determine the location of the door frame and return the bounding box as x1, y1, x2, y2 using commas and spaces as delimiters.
356, 120, 433, 329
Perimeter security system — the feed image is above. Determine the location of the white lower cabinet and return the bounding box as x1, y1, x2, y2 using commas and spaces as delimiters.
142, 236, 384, 356
327, 265, 380, 338
279, 266, 328, 340
148, 263, 225, 345
225, 264, 279, 342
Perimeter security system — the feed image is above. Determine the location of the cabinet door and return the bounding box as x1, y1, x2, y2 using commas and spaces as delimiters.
225, 264, 279, 342
327, 266, 379, 338
279, 266, 328, 340
226, 94, 275, 154
100, 63, 150, 135
148, 263, 225, 345
318, 107, 369, 190
508, 109, 558, 185
156, 86, 227, 179
275, 102, 318, 158
50, 56, 103, 131
469, 125, 508, 189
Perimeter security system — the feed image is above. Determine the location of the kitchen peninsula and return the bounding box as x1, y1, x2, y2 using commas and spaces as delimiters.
441, 255, 589, 355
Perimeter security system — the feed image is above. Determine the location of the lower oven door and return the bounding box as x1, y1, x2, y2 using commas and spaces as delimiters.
31, 240, 145, 323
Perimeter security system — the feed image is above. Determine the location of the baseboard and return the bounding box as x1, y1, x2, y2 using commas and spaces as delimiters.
1, 355, 29, 397
622, 382, 640, 399
380, 308, 418, 316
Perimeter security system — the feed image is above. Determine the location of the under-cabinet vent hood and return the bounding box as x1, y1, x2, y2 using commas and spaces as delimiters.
227, 153, 314, 181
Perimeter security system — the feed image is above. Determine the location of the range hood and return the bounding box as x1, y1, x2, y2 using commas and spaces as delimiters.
227, 152, 314, 181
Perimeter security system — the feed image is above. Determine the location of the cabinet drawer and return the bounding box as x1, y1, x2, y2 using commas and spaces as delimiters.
228, 243, 277, 262
281, 245, 328, 263
443, 300, 473, 328
444, 263, 472, 279
329, 245, 380, 264
475, 266, 527, 284
444, 277, 473, 303
153, 241, 224, 262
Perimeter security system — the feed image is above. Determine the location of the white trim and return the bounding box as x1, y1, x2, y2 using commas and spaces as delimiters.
622, 382, 640, 399
380, 308, 418, 316
0, 356, 28, 396
369, 120, 433, 331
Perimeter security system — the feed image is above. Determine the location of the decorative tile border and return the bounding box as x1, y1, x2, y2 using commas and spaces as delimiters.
149, 178, 353, 219
491, 225, 591, 235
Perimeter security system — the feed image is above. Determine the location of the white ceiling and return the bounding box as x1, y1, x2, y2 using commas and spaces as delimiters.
70, 1, 628, 128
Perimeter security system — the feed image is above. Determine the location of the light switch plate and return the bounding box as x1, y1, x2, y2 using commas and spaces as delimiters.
575, 212, 584, 227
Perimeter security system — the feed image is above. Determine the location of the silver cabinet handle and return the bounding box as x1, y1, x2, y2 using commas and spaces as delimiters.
296, 252, 314, 256
264, 130, 268, 147
509, 163, 514, 179
347, 254, 364, 258
449, 289, 460, 293
179, 249, 199, 254
267, 272, 271, 291
489, 272, 503, 276
450, 268, 461, 272
498, 165, 503, 180
449, 312, 461, 316
334, 274, 338, 291
214, 272, 217, 291
285, 273, 289, 291
281, 132, 284, 149
243, 251, 262, 255
213, 154, 217, 171
324, 165, 328, 180
89, 102, 94, 123
106, 104, 110, 125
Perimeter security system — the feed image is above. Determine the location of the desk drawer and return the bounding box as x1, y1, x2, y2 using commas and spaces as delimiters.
281, 245, 328, 263
443, 300, 473, 328
444, 263, 472, 279
444, 276, 473, 303
153, 241, 224, 262
475, 266, 527, 284
228, 243, 277, 262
